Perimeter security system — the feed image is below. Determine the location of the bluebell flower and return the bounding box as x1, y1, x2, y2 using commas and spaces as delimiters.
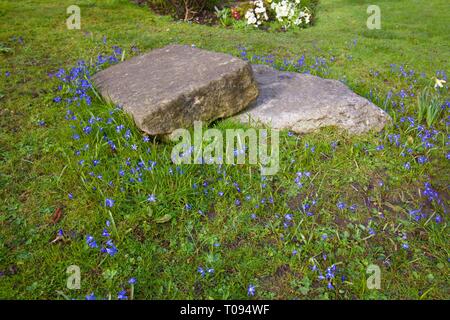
102, 228, 110, 237
85, 293, 96, 300
105, 198, 115, 208
128, 278, 137, 285
147, 194, 156, 202
86, 235, 98, 248
197, 267, 205, 277
247, 284, 256, 297
117, 290, 128, 300
417, 155, 428, 164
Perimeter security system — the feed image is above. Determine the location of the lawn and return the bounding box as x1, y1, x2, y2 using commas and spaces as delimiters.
0, 0, 449, 300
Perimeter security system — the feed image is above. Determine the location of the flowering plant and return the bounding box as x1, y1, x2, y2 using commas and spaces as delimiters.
270, 0, 312, 29
245, 0, 269, 27
244, 0, 312, 29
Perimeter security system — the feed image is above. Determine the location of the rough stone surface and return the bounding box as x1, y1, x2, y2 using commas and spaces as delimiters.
92, 45, 259, 135
235, 64, 391, 134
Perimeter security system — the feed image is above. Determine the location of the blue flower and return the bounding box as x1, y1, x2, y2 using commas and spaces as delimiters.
417, 156, 428, 164
102, 228, 110, 237
105, 198, 115, 208
86, 235, 98, 248
247, 284, 256, 297
197, 267, 205, 277
128, 277, 137, 285
147, 194, 156, 202
117, 290, 128, 300
337, 202, 346, 210
85, 293, 96, 300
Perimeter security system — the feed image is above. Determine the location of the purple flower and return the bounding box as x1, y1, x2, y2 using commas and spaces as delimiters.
337, 202, 346, 210
247, 284, 256, 296
85, 293, 96, 300
128, 278, 137, 285
417, 156, 428, 164
105, 198, 115, 208
86, 235, 98, 248
117, 290, 128, 300
147, 194, 156, 202
197, 267, 205, 277
102, 228, 110, 237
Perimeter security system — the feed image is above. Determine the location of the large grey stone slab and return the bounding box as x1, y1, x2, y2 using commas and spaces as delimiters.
235, 64, 391, 134
92, 45, 259, 135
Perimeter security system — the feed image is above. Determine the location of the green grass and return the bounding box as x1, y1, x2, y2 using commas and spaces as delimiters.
0, 0, 449, 299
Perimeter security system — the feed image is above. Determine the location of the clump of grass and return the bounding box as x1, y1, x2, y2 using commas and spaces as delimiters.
417, 88, 444, 127
0, 42, 13, 54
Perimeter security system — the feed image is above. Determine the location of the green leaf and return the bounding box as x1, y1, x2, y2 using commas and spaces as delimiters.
155, 214, 172, 223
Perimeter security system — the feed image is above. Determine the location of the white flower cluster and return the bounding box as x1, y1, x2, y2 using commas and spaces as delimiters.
245, 0, 269, 27
270, 0, 311, 28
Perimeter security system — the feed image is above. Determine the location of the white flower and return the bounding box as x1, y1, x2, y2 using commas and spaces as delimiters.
434, 78, 446, 89
255, 6, 266, 14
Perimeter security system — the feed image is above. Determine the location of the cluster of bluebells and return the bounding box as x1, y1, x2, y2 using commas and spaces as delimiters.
86, 220, 118, 257
197, 266, 215, 277
423, 182, 446, 213
311, 263, 341, 290
294, 170, 311, 188
304, 199, 317, 217
239, 46, 333, 77
85, 277, 136, 300
49, 43, 450, 299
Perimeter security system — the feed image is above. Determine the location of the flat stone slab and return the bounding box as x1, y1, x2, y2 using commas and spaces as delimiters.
92, 45, 259, 135
235, 64, 391, 134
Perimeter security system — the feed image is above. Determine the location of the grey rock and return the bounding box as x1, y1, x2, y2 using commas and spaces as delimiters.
92, 45, 259, 135
235, 64, 391, 134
